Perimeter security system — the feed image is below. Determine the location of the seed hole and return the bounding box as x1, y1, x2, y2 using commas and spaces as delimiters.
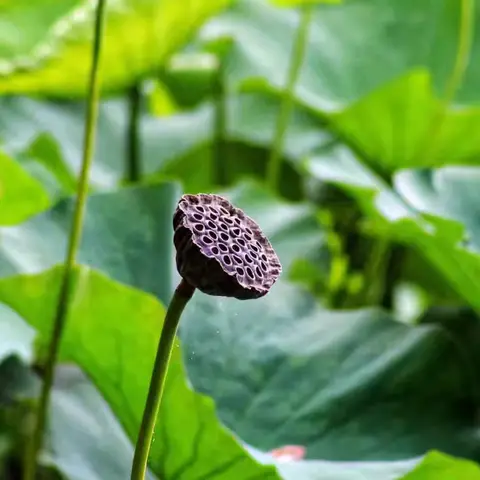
209, 213, 218, 221
223, 255, 232, 265
255, 266, 263, 277
261, 253, 268, 262
209, 231, 218, 240
245, 227, 253, 235
211, 246, 219, 255
224, 217, 234, 225
250, 251, 258, 259
220, 207, 229, 216
231, 244, 241, 254
236, 267, 244, 276
194, 223, 204, 232
232, 228, 241, 237
261, 261, 267, 272
251, 243, 259, 252
245, 254, 253, 264
245, 233, 252, 241
195, 206, 205, 213
207, 220, 217, 229
233, 254, 242, 264
193, 213, 203, 221
219, 232, 228, 242
203, 236, 213, 245
237, 238, 246, 247
234, 217, 241, 226
246, 267, 254, 279
219, 243, 228, 253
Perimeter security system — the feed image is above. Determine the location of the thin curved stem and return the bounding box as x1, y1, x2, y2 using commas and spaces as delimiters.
126, 83, 142, 183
415, 0, 474, 164
267, 4, 313, 193
22, 1, 108, 479
130, 280, 195, 480
213, 57, 228, 186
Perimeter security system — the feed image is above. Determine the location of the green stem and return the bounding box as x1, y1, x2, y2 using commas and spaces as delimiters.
415, 0, 473, 164
126, 83, 142, 182
22, 1, 107, 479
130, 279, 195, 480
213, 57, 227, 186
267, 4, 313, 193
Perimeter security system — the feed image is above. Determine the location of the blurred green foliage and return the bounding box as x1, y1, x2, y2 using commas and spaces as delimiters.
1, 0, 480, 479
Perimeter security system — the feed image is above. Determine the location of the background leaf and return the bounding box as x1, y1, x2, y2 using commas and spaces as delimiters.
180, 280, 479, 461
0, 266, 281, 479
0, 0, 232, 96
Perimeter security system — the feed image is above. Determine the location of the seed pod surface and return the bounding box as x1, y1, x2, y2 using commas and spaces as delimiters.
173, 194, 282, 300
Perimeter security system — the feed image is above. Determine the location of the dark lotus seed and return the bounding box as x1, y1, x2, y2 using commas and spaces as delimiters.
173, 193, 282, 299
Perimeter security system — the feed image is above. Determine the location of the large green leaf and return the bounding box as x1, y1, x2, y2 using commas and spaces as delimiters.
0, 150, 50, 225
200, 0, 480, 171
180, 280, 479, 462
0, 182, 178, 305
201, 0, 472, 109
0, 0, 77, 60
330, 70, 480, 173
306, 147, 480, 312
0, 266, 281, 479
0, 92, 329, 193
399, 451, 480, 479
0, 0, 231, 96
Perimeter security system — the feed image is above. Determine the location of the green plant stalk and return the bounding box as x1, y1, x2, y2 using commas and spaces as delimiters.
415, 0, 473, 164
131, 279, 195, 480
22, 1, 108, 479
267, 4, 313, 193
126, 83, 142, 182
213, 57, 228, 186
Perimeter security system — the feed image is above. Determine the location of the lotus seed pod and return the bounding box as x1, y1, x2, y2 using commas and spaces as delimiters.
173, 193, 282, 300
